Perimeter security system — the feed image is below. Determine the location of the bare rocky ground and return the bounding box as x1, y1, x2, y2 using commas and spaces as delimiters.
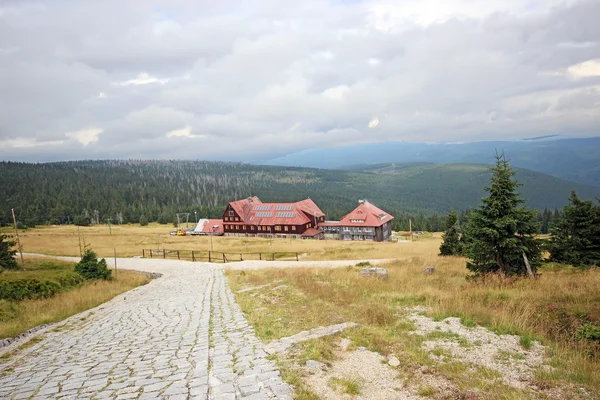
273, 308, 596, 400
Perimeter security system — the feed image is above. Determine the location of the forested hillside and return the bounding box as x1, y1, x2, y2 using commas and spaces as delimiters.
1, 160, 598, 231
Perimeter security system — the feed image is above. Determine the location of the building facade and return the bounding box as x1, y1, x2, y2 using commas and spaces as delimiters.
222, 197, 325, 239
319, 201, 394, 242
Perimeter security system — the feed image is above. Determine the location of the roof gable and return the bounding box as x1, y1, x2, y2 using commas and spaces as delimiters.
339, 201, 394, 227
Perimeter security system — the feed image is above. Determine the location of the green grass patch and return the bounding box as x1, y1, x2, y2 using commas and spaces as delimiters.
328, 377, 361, 395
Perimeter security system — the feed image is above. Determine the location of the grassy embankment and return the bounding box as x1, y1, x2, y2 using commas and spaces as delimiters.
0, 257, 150, 340
0, 223, 423, 261
228, 240, 600, 399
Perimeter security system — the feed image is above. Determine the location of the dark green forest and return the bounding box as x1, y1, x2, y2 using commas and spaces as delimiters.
1, 160, 597, 232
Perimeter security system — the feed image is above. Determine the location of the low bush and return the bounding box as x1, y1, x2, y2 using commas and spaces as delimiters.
74, 249, 112, 280
578, 323, 600, 343
0, 270, 84, 301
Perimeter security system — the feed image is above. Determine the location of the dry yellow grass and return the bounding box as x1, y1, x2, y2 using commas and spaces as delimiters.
228, 255, 600, 398
2, 223, 435, 260
0, 257, 150, 340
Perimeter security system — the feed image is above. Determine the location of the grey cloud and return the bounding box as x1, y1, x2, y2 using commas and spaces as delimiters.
0, 0, 599, 162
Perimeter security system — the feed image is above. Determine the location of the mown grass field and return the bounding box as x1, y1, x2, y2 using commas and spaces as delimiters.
228, 255, 600, 399
0, 223, 431, 261
0, 257, 150, 340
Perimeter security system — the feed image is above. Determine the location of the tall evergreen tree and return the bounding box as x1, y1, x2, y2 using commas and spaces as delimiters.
0, 234, 19, 270
548, 190, 600, 267
465, 154, 541, 276
439, 210, 462, 256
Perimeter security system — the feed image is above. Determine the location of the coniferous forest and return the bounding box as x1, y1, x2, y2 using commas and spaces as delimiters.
1, 160, 597, 231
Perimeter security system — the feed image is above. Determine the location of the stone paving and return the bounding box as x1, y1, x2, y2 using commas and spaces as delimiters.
0, 259, 292, 400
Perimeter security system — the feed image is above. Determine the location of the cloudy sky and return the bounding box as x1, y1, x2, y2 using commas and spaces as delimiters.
1, 0, 599, 162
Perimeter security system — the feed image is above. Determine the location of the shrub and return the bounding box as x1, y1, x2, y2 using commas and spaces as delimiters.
0, 234, 19, 271
139, 215, 149, 226
74, 249, 112, 280
0, 271, 84, 301
578, 323, 600, 343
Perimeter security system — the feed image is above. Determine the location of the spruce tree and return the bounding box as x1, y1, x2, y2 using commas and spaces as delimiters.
549, 190, 600, 267
465, 154, 541, 276
0, 234, 19, 270
439, 210, 462, 256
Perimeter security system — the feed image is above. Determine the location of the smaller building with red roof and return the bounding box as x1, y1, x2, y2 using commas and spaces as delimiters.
319, 200, 394, 241
192, 219, 224, 236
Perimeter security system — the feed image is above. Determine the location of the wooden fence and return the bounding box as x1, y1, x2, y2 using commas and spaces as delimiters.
141, 249, 299, 263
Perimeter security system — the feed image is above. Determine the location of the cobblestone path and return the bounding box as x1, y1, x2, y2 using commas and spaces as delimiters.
0, 259, 292, 400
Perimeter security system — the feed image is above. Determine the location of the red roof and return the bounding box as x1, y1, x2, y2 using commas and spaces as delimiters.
294, 198, 325, 218
302, 228, 324, 237
228, 197, 325, 226
194, 219, 224, 234
338, 201, 394, 227
318, 221, 341, 227
228, 196, 262, 222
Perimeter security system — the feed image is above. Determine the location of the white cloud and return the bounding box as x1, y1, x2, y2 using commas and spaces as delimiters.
0, 0, 598, 162
118, 72, 169, 86
166, 125, 206, 139
65, 128, 103, 146
321, 85, 350, 100
367, 0, 574, 30
0, 138, 64, 148
367, 58, 381, 67
567, 59, 600, 78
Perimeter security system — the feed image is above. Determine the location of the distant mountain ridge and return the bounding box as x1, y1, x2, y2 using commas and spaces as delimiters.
260, 137, 600, 186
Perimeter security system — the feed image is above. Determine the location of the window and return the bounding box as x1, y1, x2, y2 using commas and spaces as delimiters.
284, 226, 288, 231
229, 210, 234, 217
235, 217, 239, 221
235, 225, 239, 230
275, 226, 281, 231
224, 217, 228, 221
292, 226, 296, 231
250, 226, 255, 231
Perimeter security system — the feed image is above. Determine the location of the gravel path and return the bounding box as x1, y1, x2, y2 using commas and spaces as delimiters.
0, 258, 295, 400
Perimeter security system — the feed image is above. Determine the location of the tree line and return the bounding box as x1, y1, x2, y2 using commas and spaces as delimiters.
0, 160, 582, 230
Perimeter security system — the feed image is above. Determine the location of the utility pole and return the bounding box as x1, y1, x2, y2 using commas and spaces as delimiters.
409, 218, 413, 242
114, 248, 118, 279
78, 227, 83, 257
11, 208, 25, 270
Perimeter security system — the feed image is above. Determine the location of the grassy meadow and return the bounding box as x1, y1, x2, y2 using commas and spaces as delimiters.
0, 223, 430, 261
228, 257, 600, 398
0, 257, 150, 340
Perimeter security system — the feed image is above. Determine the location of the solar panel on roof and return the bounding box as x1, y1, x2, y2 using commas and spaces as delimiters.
274, 205, 294, 211
253, 205, 271, 211
276, 212, 296, 218
255, 212, 274, 218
